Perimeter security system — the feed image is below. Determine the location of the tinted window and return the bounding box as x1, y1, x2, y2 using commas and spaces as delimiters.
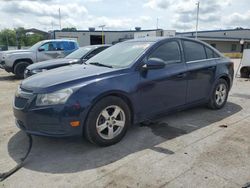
205, 46, 220, 59
85, 47, 108, 59
62, 41, 76, 51
183, 40, 206, 62
149, 41, 181, 64
205, 47, 214, 59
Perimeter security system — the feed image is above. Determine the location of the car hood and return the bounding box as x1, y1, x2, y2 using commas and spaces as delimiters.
27, 58, 80, 70
3, 49, 33, 55
21, 64, 121, 93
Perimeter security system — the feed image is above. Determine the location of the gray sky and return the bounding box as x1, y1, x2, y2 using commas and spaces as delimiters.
0, 0, 250, 32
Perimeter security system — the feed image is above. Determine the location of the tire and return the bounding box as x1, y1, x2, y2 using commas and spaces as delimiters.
208, 79, 229, 109
84, 96, 131, 146
14, 61, 30, 79
240, 68, 250, 78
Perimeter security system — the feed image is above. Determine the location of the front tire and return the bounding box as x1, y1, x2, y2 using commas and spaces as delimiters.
208, 79, 229, 109
84, 96, 131, 146
14, 61, 30, 79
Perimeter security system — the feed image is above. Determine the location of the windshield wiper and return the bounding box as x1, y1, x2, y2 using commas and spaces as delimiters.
89, 62, 113, 68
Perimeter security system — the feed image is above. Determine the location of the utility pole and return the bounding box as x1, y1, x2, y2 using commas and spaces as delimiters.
195, 1, 200, 39
99, 25, 105, 44
59, 8, 62, 30
156, 18, 159, 29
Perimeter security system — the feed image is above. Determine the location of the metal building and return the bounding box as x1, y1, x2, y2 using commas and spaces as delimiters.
52, 29, 176, 47
177, 28, 250, 53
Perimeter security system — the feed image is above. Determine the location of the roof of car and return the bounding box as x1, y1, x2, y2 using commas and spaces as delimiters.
42, 39, 78, 43
125, 36, 202, 43
79, 44, 111, 50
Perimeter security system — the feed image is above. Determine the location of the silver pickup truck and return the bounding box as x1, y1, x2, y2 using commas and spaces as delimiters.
0, 39, 78, 78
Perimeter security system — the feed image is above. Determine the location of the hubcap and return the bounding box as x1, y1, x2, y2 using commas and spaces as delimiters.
96, 105, 125, 140
215, 83, 227, 106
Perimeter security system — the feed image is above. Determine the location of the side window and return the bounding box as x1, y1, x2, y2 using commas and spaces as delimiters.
205, 46, 220, 59
62, 41, 75, 51
183, 40, 206, 62
85, 47, 105, 59
148, 41, 181, 64
205, 47, 214, 59
40, 42, 57, 51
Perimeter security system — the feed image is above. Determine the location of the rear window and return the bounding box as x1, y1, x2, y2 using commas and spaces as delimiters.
183, 40, 206, 62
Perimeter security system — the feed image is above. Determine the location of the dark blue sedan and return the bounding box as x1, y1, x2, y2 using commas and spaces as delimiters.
13, 37, 234, 146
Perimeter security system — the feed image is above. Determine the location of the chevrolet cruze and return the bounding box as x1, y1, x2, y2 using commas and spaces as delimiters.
13, 37, 234, 146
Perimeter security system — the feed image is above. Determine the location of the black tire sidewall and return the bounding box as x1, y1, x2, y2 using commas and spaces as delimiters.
85, 96, 131, 146
14, 62, 30, 78
209, 79, 229, 109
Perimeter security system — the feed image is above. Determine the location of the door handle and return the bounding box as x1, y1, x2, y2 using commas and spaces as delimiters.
176, 73, 186, 78
208, 66, 215, 70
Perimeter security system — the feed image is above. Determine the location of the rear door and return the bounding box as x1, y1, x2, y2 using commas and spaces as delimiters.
182, 40, 217, 103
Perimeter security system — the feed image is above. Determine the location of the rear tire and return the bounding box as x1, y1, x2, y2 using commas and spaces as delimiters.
208, 79, 229, 109
240, 67, 250, 78
84, 96, 131, 146
14, 61, 30, 79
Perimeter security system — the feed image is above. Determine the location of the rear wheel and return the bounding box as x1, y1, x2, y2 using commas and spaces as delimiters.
208, 79, 229, 109
14, 61, 30, 79
240, 67, 250, 78
84, 96, 131, 146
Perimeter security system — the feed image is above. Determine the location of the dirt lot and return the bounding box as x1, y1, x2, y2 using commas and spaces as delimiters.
0, 59, 250, 188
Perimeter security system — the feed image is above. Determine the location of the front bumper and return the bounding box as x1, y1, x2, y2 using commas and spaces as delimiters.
0, 60, 12, 72
13, 89, 86, 137
24, 69, 34, 79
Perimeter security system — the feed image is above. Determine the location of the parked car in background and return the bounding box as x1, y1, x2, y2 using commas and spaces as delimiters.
240, 49, 250, 78
24, 44, 111, 78
0, 39, 78, 78
13, 37, 234, 146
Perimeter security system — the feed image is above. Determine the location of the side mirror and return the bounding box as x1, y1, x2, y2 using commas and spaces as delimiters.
38, 48, 45, 52
142, 58, 165, 70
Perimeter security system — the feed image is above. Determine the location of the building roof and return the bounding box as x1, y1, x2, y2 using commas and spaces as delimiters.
176, 28, 250, 35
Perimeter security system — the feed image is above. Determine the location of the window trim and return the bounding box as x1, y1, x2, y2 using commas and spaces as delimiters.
186, 57, 221, 64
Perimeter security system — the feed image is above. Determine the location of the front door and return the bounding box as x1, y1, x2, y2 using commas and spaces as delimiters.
37, 41, 62, 62
138, 40, 188, 118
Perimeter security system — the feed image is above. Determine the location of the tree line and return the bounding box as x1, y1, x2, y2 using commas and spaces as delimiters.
0, 27, 45, 50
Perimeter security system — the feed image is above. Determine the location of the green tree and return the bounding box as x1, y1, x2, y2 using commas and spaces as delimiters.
0, 27, 45, 49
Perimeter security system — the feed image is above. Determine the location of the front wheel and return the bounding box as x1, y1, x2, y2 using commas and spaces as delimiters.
14, 61, 30, 79
208, 79, 229, 109
84, 96, 131, 146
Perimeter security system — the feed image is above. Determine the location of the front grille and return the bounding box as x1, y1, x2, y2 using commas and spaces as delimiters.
15, 97, 29, 108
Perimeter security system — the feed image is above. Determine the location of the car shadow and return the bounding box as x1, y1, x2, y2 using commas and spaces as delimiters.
0, 75, 21, 81
7, 102, 242, 173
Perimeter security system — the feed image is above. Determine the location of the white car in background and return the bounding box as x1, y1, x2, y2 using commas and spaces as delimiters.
0, 39, 78, 78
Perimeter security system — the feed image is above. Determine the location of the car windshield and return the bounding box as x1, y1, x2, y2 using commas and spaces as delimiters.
66, 47, 95, 59
29, 41, 44, 51
86, 42, 152, 68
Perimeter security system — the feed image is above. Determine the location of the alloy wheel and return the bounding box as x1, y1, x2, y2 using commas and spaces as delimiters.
96, 105, 126, 140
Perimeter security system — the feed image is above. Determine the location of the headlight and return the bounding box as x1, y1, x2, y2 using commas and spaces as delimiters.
31, 69, 47, 74
36, 88, 73, 106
